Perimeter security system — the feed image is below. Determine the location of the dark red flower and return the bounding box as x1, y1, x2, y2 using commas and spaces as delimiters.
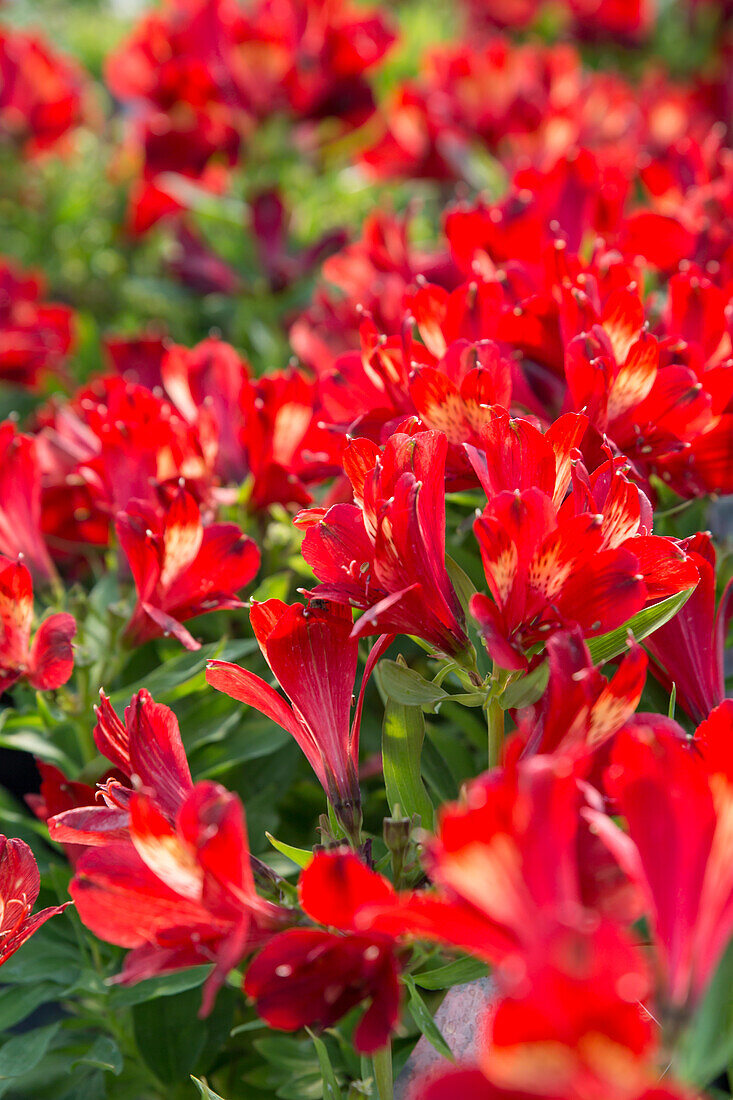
116, 484, 259, 650
245, 851, 402, 1052
0, 259, 74, 388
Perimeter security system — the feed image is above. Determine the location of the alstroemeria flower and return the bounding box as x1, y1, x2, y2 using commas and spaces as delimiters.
517, 627, 648, 758
0, 835, 70, 966
588, 701, 733, 1010
116, 484, 260, 650
298, 430, 473, 663
0, 423, 57, 585
469, 425, 699, 670
412, 923, 690, 1100
644, 532, 733, 723
70, 781, 291, 1016
207, 598, 390, 837
49, 688, 193, 848
245, 850, 403, 1053
0, 258, 74, 389
0, 556, 75, 692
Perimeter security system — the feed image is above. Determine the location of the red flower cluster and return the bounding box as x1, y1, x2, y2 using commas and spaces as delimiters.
0, 259, 74, 389
106, 0, 395, 231
0, 24, 88, 155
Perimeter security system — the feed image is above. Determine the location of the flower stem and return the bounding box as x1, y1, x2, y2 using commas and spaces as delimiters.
372, 1044, 393, 1100
487, 695, 505, 769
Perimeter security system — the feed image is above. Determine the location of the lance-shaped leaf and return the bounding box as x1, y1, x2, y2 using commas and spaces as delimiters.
382, 696, 434, 831
379, 660, 448, 708
586, 587, 695, 664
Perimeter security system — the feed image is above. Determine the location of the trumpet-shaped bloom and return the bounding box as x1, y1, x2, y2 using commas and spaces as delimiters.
116, 485, 259, 650
298, 430, 472, 661
207, 598, 390, 832
0, 556, 75, 692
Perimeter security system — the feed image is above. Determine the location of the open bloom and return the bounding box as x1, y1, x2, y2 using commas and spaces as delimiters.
207, 598, 390, 835
69, 781, 291, 1015
0, 422, 57, 585
116, 484, 259, 649
0, 555, 75, 692
49, 688, 194, 848
245, 850, 403, 1053
0, 835, 70, 966
298, 430, 472, 662
588, 701, 733, 1009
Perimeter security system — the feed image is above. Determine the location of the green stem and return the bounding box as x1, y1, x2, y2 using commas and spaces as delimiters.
372, 1044, 393, 1100
487, 695, 505, 770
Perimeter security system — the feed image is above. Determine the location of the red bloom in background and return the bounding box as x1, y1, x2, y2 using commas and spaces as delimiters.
0, 422, 57, 585
250, 189, 347, 293
27, 761, 101, 865
589, 702, 733, 1008
245, 850, 403, 1052
644, 532, 733, 723
207, 598, 390, 835
0, 26, 87, 155
70, 781, 290, 1015
0, 835, 69, 966
0, 556, 75, 692
0, 259, 74, 388
298, 430, 473, 663
116, 484, 259, 650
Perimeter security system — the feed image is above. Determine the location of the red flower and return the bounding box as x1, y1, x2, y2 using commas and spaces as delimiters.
0, 836, 70, 965
644, 532, 733, 723
0, 556, 75, 692
0, 27, 87, 155
0, 259, 74, 388
469, 423, 698, 670
207, 598, 390, 836
70, 781, 290, 1015
245, 850, 402, 1052
27, 762, 101, 865
116, 484, 259, 650
588, 702, 733, 1008
0, 422, 57, 585
250, 189, 347, 293
517, 627, 648, 758
298, 430, 473, 663
413, 923, 688, 1100
49, 688, 194, 849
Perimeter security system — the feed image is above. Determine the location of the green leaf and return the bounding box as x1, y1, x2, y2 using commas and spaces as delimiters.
133, 987, 207, 1083
0, 982, 61, 1030
445, 555, 478, 619
586, 588, 694, 664
678, 939, 733, 1086
412, 957, 489, 991
72, 1036, 123, 1076
265, 832, 313, 869
499, 662, 549, 710
306, 1030, 343, 1100
382, 697, 434, 830
378, 660, 448, 707
109, 965, 210, 1008
0, 1024, 60, 1079
192, 1077, 228, 1100
403, 975, 454, 1061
